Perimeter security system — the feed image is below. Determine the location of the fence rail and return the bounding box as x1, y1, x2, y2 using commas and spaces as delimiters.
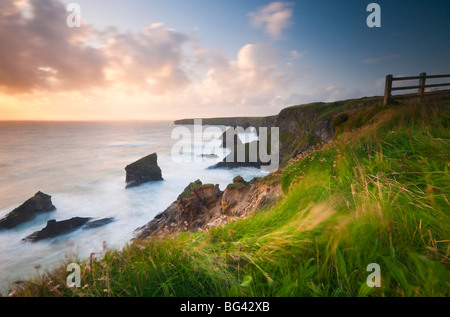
384, 73, 450, 105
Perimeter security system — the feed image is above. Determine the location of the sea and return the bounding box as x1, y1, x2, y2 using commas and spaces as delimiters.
0, 121, 264, 293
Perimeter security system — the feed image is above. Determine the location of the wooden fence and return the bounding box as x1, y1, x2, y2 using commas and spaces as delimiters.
384, 73, 450, 105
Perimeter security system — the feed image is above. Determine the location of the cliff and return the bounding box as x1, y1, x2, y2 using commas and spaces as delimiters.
174, 116, 276, 129
174, 97, 383, 167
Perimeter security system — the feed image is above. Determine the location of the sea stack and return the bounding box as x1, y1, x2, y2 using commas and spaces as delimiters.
125, 153, 163, 188
0, 192, 56, 230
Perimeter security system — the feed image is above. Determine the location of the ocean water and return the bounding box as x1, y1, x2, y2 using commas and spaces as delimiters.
0, 121, 265, 293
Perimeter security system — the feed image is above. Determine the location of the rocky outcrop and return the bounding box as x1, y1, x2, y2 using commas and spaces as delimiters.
134, 176, 281, 240
221, 176, 250, 215
0, 192, 56, 230
125, 153, 163, 188
135, 180, 223, 239
23, 217, 92, 242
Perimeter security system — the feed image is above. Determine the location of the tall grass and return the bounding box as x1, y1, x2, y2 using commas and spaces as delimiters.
11, 99, 450, 297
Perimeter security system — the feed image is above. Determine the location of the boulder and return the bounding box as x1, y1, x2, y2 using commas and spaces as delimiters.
125, 153, 163, 188
23, 217, 92, 242
0, 192, 56, 230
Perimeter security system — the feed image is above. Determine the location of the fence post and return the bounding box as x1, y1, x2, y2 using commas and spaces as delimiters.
384, 74, 393, 105
418, 72, 426, 100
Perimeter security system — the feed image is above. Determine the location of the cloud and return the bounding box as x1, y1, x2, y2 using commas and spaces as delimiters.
102, 23, 190, 94
198, 43, 293, 112
249, 2, 294, 39
0, 0, 305, 120
363, 54, 401, 65
0, 0, 107, 93
0, 0, 190, 95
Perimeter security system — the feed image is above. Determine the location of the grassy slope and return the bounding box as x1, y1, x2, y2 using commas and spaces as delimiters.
13, 97, 450, 297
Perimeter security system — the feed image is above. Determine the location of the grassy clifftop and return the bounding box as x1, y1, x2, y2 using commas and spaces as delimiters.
11, 96, 450, 297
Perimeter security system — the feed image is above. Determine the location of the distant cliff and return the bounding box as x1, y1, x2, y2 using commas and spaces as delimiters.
175, 97, 383, 167
174, 116, 277, 129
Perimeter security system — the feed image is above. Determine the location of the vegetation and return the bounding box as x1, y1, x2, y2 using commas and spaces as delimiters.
179, 179, 207, 198
11, 96, 450, 297
226, 176, 249, 190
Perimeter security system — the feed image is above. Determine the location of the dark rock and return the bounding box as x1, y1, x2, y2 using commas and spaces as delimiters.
125, 153, 163, 188
23, 217, 92, 242
0, 192, 56, 230
82, 217, 115, 230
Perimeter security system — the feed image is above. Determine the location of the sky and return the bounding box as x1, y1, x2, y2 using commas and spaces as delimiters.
0, 0, 449, 121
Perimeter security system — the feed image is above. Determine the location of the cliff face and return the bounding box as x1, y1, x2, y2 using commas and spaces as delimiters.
276, 103, 336, 166
135, 177, 281, 239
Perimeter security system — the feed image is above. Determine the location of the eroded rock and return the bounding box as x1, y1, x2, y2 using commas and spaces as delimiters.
0, 192, 56, 230
125, 153, 163, 188
134, 176, 281, 240
135, 180, 223, 239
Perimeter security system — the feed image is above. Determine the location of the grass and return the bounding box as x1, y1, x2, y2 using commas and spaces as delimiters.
10, 97, 450, 297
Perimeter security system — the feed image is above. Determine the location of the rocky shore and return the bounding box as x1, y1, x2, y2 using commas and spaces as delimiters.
135, 175, 281, 240
135, 100, 360, 240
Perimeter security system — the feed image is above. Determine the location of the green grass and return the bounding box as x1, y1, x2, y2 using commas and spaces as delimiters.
11, 98, 450, 297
